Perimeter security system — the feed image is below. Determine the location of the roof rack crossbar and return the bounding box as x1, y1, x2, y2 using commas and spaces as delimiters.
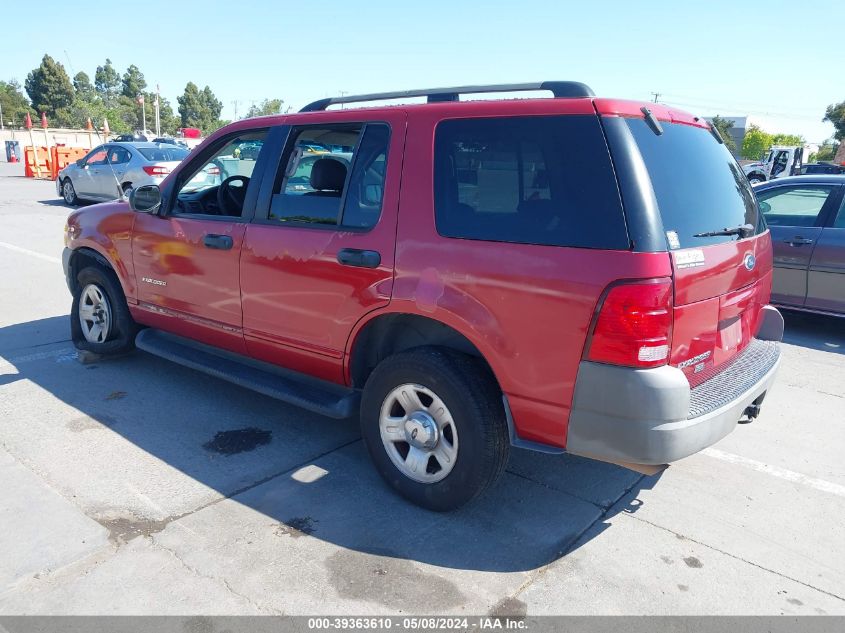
299, 81, 595, 112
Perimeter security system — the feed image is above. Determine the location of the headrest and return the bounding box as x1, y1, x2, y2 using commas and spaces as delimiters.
310, 158, 347, 191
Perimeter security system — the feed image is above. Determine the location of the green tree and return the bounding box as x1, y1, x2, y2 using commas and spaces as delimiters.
741, 125, 772, 160
24, 54, 75, 123
177, 82, 224, 134
246, 98, 284, 118
811, 140, 839, 163
771, 133, 804, 146
121, 64, 147, 99
823, 101, 845, 141
710, 116, 737, 153
0, 79, 34, 127
72, 71, 94, 98
94, 58, 121, 106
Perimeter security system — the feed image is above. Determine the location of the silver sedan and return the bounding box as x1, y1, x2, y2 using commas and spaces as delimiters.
57, 142, 191, 205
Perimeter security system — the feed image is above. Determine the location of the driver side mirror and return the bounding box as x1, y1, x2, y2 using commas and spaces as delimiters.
76, 159, 85, 167
129, 184, 162, 214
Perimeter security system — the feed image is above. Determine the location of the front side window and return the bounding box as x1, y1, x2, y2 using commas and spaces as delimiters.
267, 123, 390, 229
434, 115, 628, 249
173, 130, 269, 217
757, 185, 835, 227
85, 148, 108, 166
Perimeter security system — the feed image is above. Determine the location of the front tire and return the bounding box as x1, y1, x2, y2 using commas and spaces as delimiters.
747, 174, 765, 184
62, 178, 78, 205
360, 347, 509, 511
70, 266, 137, 355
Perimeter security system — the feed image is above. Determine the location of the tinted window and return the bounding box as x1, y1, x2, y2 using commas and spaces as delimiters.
757, 185, 835, 227
341, 124, 390, 229
434, 116, 628, 249
138, 146, 189, 161
268, 123, 389, 230
835, 194, 845, 229
625, 119, 760, 249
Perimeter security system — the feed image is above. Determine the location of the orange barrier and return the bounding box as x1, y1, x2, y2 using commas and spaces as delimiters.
51, 146, 90, 180
24, 146, 52, 179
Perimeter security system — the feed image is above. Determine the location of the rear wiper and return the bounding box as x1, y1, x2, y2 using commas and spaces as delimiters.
693, 224, 755, 238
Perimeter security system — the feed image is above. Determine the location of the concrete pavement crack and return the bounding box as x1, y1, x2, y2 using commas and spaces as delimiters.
148, 536, 283, 615
624, 513, 845, 603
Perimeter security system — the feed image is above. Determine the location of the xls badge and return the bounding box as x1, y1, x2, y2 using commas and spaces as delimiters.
743, 252, 756, 271
677, 350, 712, 371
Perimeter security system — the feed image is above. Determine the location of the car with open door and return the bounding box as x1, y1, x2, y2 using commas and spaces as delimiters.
61, 82, 783, 511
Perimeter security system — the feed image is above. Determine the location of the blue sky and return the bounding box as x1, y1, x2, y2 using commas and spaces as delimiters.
3, 0, 841, 142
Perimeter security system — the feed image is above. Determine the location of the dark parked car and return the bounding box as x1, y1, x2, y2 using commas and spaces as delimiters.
755, 175, 845, 316
800, 162, 845, 175
62, 82, 783, 510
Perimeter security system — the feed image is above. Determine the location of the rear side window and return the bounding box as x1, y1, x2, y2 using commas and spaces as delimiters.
268, 123, 390, 230
434, 116, 629, 249
138, 146, 189, 161
624, 119, 761, 249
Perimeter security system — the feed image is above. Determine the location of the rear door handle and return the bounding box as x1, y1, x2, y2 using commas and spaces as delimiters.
783, 237, 814, 246
203, 234, 233, 250
337, 248, 381, 268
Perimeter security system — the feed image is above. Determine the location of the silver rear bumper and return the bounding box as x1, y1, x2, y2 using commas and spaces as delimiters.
565, 307, 783, 465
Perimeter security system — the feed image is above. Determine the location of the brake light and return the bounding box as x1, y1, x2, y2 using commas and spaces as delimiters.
143, 165, 171, 176
587, 278, 673, 368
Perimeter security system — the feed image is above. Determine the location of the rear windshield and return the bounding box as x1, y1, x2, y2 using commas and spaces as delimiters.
625, 119, 761, 249
137, 146, 189, 162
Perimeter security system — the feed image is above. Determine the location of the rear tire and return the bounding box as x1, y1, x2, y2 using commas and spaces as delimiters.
62, 178, 78, 205
360, 347, 509, 511
747, 174, 765, 184
70, 266, 137, 355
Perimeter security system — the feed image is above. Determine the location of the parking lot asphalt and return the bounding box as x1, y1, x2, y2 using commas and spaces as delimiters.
0, 161, 843, 615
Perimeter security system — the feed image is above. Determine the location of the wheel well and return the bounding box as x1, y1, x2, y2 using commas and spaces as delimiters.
67, 248, 114, 293
349, 313, 495, 389
121, 181, 132, 190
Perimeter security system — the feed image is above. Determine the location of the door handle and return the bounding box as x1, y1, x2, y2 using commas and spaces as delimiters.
337, 248, 381, 268
783, 237, 814, 247
203, 234, 233, 250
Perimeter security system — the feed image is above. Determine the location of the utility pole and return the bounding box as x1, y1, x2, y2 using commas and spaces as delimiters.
155, 85, 161, 137
231, 100, 240, 119
0, 100, 4, 130
651, 92, 661, 103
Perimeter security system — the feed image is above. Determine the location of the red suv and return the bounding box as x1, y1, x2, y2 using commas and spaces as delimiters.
62, 82, 783, 511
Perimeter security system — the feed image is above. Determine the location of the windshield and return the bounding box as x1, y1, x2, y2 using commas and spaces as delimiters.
138, 146, 189, 162
625, 119, 761, 249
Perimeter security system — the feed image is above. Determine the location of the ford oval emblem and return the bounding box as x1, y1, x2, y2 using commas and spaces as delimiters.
743, 252, 756, 271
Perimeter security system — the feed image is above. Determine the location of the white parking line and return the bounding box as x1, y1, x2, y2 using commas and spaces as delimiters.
0, 240, 61, 264
702, 447, 845, 499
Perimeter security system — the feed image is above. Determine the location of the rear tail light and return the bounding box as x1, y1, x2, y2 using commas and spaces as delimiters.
586, 278, 673, 368
205, 166, 220, 176
143, 165, 171, 176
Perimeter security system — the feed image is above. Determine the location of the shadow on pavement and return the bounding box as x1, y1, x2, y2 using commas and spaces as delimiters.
0, 315, 662, 573
782, 309, 844, 356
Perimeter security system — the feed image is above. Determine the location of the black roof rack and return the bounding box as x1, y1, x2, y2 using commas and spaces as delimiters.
299, 81, 595, 112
